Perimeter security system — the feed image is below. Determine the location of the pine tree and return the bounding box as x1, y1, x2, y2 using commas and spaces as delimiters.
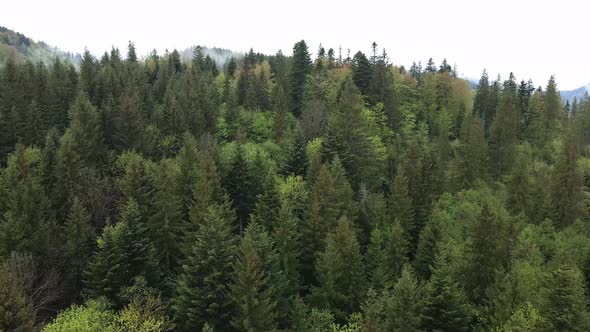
385, 265, 423, 331
127, 41, 137, 63
289, 40, 312, 117
173, 204, 238, 332
312, 217, 366, 322
543, 265, 590, 331
230, 223, 278, 331
366, 222, 407, 290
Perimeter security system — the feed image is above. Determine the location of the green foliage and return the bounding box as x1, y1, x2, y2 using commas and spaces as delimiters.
173, 204, 237, 331
312, 217, 366, 322
542, 265, 590, 331
366, 222, 407, 289
386, 265, 423, 331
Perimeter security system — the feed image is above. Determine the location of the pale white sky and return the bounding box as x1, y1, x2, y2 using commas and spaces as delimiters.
2, 0, 589, 89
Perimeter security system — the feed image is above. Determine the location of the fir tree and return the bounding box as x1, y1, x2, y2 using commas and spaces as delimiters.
543, 265, 590, 331
288, 40, 312, 117
450, 114, 488, 190
312, 217, 366, 322
366, 222, 407, 290
351, 51, 372, 96
173, 204, 238, 332
386, 265, 423, 331
230, 223, 278, 331
421, 250, 473, 332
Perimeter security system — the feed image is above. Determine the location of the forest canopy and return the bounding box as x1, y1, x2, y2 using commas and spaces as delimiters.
1, 39, 590, 331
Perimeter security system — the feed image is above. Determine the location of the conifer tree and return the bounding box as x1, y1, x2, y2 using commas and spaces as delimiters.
388, 167, 416, 251
230, 222, 278, 331
544, 76, 561, 137
288, 40, 312, 117
68, 93, 105, 164
148, 159, 184, 274
62, 197, 95, 299
489, 91, 518, 178
284, 129, 308, 177
366, 222, 407, 289
312, 217, 366, 322
463, 203, 513, 304
543, 265, 590, 331
173, 204, 238, 331
251, 175, 281, 231
551, 127, 586, 227
421, 250, 473, 331
321, 76, 380, 190
385, 265, 423, 331
450, 114, 488, 190
302, 160, 356, 284
413, 217, 442, 281
84, 199, 158, 305
224, 144, 254, 232
351, 51, 372, 96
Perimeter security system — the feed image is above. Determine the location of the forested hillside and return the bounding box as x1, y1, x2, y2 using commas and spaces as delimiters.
0, 26, 81, 66
2, 39, 590, 331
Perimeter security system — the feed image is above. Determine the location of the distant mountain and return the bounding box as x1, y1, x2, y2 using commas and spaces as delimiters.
180, 46, 243, 68
561, 84, 590, 102
0, 26, 81, 65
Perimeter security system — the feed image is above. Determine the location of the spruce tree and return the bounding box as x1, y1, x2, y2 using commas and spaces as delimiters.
311, 217, 366, 322
230, 223, 278, 331
288, 40, 312, 117
366, 222, 407, 290
386, 265, 423, 331
421, 250, 473, 332
251, 175, 281, 232
351, 51, 373, 96
450, 114, 488, 190
173, 204, 238, 331
321, 76, 380, 190
551, 127, 586, 227
543, 265, 590, 331
388, 167, 416, 252
62, 197, 95, 299
224, 144, 255, 233
489, 91, 518, 179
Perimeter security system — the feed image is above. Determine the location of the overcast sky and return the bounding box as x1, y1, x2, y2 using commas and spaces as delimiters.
2, 0, 589, 89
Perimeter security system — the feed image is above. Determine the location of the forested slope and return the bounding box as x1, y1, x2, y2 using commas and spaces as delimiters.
1, 39, 590, 331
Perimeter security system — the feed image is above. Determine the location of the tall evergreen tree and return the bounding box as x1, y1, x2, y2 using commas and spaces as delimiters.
230, 223, 278, 331
351, 51, 373, 96
551, 127, 586, 227
450, 114, 488, 190
366, 222, 407, 290
385, 265, 423, 331
173, 204, 238, 332
288, 40, 312, 117
311, 217, 366, 322
543, 265, 590, 331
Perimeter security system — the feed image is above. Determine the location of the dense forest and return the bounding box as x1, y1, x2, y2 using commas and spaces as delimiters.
1, 39, 590, 331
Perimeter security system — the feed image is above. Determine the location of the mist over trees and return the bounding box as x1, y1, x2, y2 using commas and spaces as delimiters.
1, 37, 590, 331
